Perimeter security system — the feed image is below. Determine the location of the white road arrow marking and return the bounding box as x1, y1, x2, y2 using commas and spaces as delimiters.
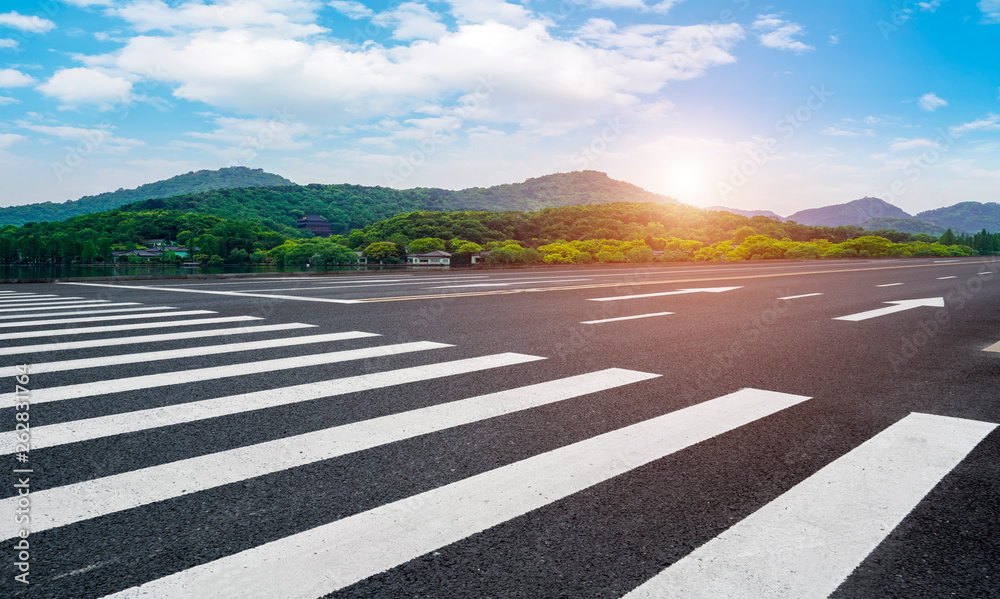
834, 297, 945, 322
588, 286, 742, 302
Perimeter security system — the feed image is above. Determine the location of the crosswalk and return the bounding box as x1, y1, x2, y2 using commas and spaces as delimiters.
1, 289, 996, 598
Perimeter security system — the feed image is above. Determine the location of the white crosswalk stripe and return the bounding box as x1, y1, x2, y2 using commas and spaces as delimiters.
0, 310, 214, 329
10, 341, 453, 406
0, 322, 315, 356
0, 315, 262, 340
0, 369, 657, 540
100, 388, 811, 599
5, 302, 994, 599
624, 413, 997, 599
0, 300, 116, 312
0, 306, 175, 321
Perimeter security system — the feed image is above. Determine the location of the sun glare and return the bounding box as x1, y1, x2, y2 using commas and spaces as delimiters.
665, 163, 711, 202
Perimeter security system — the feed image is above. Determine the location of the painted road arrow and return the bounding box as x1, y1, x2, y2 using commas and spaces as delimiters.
834, 297, 945, 322
588, 286, 743, 302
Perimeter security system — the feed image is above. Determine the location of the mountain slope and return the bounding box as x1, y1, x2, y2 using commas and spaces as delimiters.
860, 217, 946, 236
122, 171, 677, 237
705, 206, 786, 221
786, 197, 911, 227
0, 167, 294, 226
916, 202, 1000, 233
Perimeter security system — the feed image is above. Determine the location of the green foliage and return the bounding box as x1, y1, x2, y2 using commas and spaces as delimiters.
407, 237, 447, 253
362, 241, 401, 262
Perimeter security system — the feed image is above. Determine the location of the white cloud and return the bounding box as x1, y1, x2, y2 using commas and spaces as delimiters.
980, 0, 1000, 23
186, 115, 314, 152
0, 11, 56, 33
587, 0, 647, 9
822, 126, 860, 137
111, 0, 326, 37
0, 133, 27, 149
829, 34, 840, 44
373, 3, 448, 41
890, 138, 940, 151
0, 96, 18, 105
37, 68, 133, 109
445, 0, 536, 27
917, 92, 947, 111
87, 17, 743, 128
918, 0, 943, 11
18, 123, 145, 154
0, 39, 16, 48
0, 69, 35, 87
949, 113, 1000, 137
753, 14, 814, 54
61, 0, 115, 6
328, 0, 374, 19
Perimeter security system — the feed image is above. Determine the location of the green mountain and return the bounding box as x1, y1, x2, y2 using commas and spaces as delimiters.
0, 166, 294, 226
121, 170, 678, 237
786, 197, 911, 227
705, 206, 786, 221
916, 202, 1000, 234
860, 217, 946, 236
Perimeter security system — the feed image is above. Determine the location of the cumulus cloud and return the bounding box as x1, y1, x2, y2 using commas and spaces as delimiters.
753, 14, 814, 53
949, 113, 1000, 137
37, 68, 134, 109
0, 69, 35, 87
0, 11, 56, 33
822, 127, 860, 137
917, 92, 947, 111
111, 0, 325, 37
373, 2, 448, 41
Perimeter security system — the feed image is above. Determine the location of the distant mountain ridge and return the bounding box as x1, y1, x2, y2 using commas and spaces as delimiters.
121, 170, 678, 236
785, 197, 912, 227
0, 167, 294, 226
915, 202, 1000, 234
705, 206, 786, 221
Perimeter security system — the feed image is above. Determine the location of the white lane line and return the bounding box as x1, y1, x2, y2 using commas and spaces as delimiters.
581, 312, 674, 324
0, 300, 114, 312
59, 282, 364, 304
16, 341, 453, 406
0, 323, 316, 357
876, 283, 903, 287
426, 279, 593, 289
0, 310, 214, 329
623, 412, 997, 599
588, 287, 743, 302
979, 272, 994, 275
5, 353, 545, 453
0, 331, 379, 377
777, 293, 823, 300
0, 306, 173, 321
0, 316, 262, 341
937, 276, 957, 280
3, 369, 657, 540
933, 259, 961, 263
99, 388, 808, 599
984, 340, 1000, 353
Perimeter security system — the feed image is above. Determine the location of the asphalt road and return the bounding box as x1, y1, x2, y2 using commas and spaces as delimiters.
2, 256, 999, 598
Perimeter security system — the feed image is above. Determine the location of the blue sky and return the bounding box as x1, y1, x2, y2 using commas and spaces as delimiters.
0, 0, 998, 216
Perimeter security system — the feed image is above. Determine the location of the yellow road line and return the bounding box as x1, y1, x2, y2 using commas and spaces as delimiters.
357, 259, 998, 303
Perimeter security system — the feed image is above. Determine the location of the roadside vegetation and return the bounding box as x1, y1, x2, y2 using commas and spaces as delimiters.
1, 202, 997, 267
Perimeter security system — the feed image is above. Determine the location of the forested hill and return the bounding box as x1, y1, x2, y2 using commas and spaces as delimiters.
121, 171, 678, 237
915, 202, 1000, 234
0, 167, 294, 226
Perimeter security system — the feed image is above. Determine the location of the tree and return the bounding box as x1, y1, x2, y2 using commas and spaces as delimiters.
408, 237, 447, 253
81, 241, 97, 263
363, 241, 400, 262
939, 229, 957, 246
